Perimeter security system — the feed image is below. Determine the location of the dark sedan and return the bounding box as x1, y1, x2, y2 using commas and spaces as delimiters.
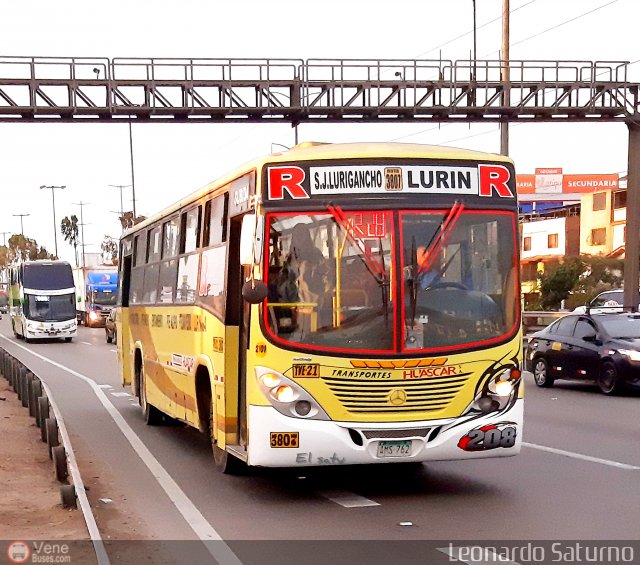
526, 311, 640, 395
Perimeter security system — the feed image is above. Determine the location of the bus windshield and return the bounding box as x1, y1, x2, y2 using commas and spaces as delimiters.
23, 263, 74, 290
25, 293, 76, 322
92, 290, 117, 306
265, 209, 518, 354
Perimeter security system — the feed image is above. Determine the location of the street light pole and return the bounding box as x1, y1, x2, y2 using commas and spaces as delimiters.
13, 214, 30, 235
0, 231, 10, 246
74, 201, 89, 268
40, 184, 66, 258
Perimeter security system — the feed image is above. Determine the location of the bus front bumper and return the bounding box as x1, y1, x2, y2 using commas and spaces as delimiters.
24, 321, 77, 340
247, 399, 523, 467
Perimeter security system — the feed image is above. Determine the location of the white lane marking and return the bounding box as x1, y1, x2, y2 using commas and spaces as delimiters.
81, 341, 93, 346
2, 336, 243, 565
110, 392, 131, 397
318, 490, 380, 508
109, 349, 117, 353
523, 442, 640, 470
98, 384, 112, 389
439, 546, 522, 565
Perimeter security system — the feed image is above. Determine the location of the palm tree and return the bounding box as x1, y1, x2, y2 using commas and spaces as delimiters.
60, 215, 79, 266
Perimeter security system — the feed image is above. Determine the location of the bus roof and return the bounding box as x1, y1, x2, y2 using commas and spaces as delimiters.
124, 141, 514, 237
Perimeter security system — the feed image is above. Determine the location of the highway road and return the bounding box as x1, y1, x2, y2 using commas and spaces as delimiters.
1, 317, 639, 565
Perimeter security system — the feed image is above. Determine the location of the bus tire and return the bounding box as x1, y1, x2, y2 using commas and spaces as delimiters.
140, 365, 163, 425
64, 337, 72, 343
52, 445, 68, 482
209, 402, 244, 475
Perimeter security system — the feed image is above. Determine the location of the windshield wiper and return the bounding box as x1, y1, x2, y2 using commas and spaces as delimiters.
327, 204, 390, 325
417, 201, 464, 277
327, 204, 387, 283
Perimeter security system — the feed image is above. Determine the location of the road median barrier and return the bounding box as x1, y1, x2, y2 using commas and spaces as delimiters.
0, 345, 110, 565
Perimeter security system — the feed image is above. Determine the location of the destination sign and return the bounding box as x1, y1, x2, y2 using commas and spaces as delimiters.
267, 163, 514, 200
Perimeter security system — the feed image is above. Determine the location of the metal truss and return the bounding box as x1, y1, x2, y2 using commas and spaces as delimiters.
0, 57, 637, 124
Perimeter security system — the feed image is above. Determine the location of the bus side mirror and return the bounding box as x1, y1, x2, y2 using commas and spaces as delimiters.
242, 279, 268, 304
240, 213, 264, 267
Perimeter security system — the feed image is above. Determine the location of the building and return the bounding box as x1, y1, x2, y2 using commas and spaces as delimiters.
579, 181, 627, 257
519, 204, 581, 305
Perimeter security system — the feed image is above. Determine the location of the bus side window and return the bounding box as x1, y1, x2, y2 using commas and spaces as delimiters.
134, 232, 147, 267
202, 194, 228, 248
181, 206, 201, 254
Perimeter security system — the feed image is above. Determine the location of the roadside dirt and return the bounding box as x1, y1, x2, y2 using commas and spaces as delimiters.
0, 369, 178, 565
0, 377, 89, 540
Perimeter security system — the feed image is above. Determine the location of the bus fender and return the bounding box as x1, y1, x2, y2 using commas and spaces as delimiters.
194, 355, 221, 438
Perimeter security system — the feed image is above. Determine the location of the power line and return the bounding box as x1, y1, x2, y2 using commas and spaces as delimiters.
481, 0, 621, 58
414, 0, 539, 60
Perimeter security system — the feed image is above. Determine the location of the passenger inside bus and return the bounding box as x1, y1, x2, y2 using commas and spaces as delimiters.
273, 223, 332, 331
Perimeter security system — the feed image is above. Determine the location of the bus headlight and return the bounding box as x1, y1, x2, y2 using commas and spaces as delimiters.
260, 373, 281, 388
255, 366, 330, 421
89, 311, 99, 322
464, 364, 521, 415
494, 380, 514, 397
273, 385, 297, 403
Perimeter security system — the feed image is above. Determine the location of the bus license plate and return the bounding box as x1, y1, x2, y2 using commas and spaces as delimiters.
292, 364, 319, 378
270, 432, 299, 448
376, 440, 411, 458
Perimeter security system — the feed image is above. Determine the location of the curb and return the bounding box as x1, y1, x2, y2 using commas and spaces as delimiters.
0, 347, 111, 565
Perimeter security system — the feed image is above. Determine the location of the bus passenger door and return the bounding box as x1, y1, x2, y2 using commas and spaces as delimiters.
223, 217, 248, 451
119, 248, 133, 386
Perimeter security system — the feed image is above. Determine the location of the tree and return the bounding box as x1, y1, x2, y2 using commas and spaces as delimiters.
7, 234, 54, 262
563, 255, 625, 310
538, 257, 585, 310
60, 215, 79, 266
101, 235, 118, 265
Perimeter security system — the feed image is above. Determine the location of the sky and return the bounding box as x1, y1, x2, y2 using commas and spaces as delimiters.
0, 0, 638, 265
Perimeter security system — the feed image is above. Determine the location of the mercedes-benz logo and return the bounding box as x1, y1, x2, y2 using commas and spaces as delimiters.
388, 388, 407, 406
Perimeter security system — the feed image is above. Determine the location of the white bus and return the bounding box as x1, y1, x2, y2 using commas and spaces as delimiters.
9, 260, 77, 342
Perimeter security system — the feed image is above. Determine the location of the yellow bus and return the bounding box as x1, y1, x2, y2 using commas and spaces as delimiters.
117, 142, 523, 473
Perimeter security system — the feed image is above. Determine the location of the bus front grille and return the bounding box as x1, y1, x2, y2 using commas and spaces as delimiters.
322, 373, 472, 413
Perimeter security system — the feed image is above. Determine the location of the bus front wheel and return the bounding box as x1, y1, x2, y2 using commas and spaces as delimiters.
209, 402, 244, 474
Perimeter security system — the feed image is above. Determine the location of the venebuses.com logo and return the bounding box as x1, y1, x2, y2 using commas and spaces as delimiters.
7, 541, 71, 563
7, 542, 30, 564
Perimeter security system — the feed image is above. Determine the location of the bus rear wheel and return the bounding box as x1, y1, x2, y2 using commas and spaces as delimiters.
209, 402, 244, 474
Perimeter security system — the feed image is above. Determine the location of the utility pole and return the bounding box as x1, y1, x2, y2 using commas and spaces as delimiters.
74, 201, 89, 268
13, 213, 29, 235
500, 0, 511, 156
40, 184, 66, 258
108, 184, 131, 217
0, 231, 10, 246
471, 0, 477, 82
128, 121, 137, 219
